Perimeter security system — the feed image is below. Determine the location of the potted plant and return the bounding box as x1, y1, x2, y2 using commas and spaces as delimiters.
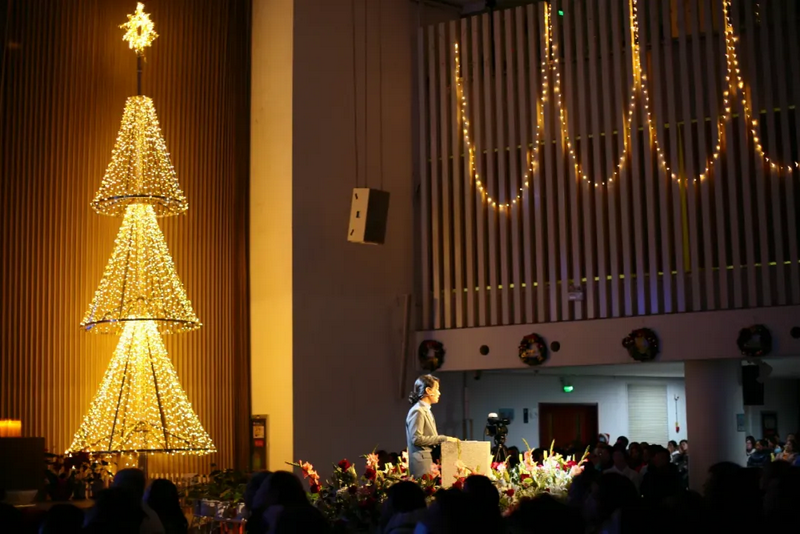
186, 468, 248, 520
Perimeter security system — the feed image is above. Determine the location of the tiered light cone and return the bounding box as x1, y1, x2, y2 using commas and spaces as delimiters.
81, 204, 200, 334
92, 96, 187, 217
69, 321, 215, 453
69, 3, 213, 455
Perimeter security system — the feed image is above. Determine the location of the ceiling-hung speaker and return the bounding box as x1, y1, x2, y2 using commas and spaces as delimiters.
348, 188, 390, 245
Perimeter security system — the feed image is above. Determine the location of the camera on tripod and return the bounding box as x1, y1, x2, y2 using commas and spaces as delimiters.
485, 413, 511, 462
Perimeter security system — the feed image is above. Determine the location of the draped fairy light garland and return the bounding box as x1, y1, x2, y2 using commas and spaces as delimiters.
452, 0, 798, 213
453, 27, 550, 211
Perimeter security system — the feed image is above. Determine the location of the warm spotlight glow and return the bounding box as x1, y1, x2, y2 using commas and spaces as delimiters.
92, 96, 187, 217
120, 3, 158, 55
67, 321, 215, 454
82, 204, 201, 334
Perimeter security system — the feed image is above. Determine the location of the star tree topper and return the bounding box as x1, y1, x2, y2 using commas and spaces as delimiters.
121, 3, 158, 55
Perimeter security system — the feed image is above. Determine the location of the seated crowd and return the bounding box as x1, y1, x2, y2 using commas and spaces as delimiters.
1, 433, 798, 533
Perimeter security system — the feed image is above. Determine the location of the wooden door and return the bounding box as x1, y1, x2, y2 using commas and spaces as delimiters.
538, 403, 599, 450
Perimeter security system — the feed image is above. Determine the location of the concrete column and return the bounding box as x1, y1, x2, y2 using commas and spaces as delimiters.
684, 359, 746, 492
250, 0, 294, 470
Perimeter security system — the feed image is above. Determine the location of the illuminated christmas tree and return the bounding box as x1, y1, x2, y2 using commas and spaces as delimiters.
68, 3, 214, 455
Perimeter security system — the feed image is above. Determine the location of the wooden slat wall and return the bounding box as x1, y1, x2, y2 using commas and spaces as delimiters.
0, 0, 252, 473
418, 0, 800, 330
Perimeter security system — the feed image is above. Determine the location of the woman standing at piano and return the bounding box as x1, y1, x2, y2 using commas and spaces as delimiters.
405, 375, 458, 478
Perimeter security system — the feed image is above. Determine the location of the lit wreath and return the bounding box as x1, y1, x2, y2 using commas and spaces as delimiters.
519, 333, 548, 366
737, 324, 772, 358
622, 328, 659, 362
418, 340, 445, 372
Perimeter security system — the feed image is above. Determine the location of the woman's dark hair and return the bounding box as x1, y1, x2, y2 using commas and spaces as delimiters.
386, 480, 427, 513
408, 374, 439, 404
746, 435, 756, 445
84, 487, 145, 534
244, 471, 271, 511
145, 479, 188, 534
254, 471, 308, 510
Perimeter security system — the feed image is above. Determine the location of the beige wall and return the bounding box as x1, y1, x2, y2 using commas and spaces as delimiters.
251, 0, 295, 471
291, 0, 415, 474
250, 0, 417, 474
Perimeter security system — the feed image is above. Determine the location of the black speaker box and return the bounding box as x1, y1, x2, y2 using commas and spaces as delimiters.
742, 365, 764, 406
347, 188, 390, 245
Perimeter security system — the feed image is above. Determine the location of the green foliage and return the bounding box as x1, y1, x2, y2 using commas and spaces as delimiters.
186, 468, 248, 503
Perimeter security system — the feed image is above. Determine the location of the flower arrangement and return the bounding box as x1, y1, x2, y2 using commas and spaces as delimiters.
489, 441, 587, 513
289, 442, 587, 530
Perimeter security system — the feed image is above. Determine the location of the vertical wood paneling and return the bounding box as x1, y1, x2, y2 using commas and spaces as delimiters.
625, 0, 646, 315
638, 3, 660, 314
649, 1, 673, 313
552, 0, 570, 321
661, 0, 687, 312
528, 5, 546, 322
721, 15, 742, 309
587, 0, 608, 318
561, 0, 583, 321
471, 19, 487, 326
482, 14, 500, 325
677, 1, 702, 311
731, 0, 757, 308
418, 28, 432, 327
449, 21, 464, 328
427, 26, 442, 329
504, 10, 522, 324
612, 0, 633, 316
758, 1, 785, 304
599, 0, 621, 318
493, 12, 511, 325
742, 4, 772, 306
419, 0, 798, 330
517, 7, 534, 323
540, 5, 558, 322
1, 0, 251, 472
689, 0, 716, 310
437, 26, 453, 328
460, 20, 476, 327
704, 0, 728, 309
574, 0, 595, 319
782, 0, 800, 304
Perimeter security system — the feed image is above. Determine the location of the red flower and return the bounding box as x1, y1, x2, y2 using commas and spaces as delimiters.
505, 488, 515, 497
425, 486, 435, 496
348, 485, 357, 494
309, 483, 321, 494
452, 478, 465, 490
338, 459, 352, 471
519, 474, 531, 482
364, 467, 377, 480
563, 460, 577, 471
422, 474, 432, 481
